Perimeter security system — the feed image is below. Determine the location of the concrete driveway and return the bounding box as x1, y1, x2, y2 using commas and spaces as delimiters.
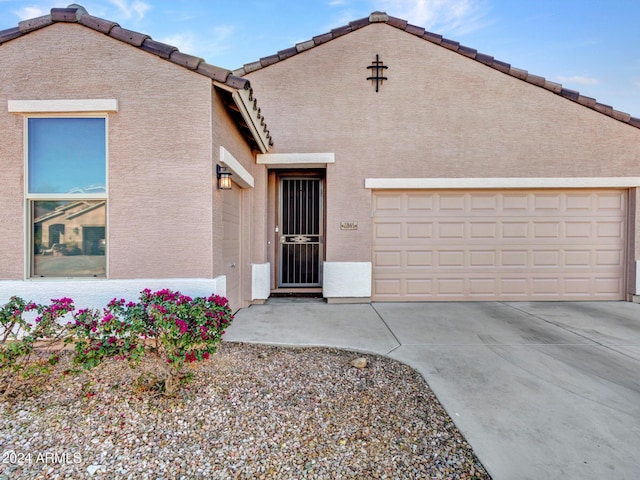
224, 300, 640, 480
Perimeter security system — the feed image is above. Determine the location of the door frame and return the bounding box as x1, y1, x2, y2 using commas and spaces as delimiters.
275, 170, 326, 289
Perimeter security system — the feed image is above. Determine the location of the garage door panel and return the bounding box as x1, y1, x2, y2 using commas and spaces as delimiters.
439, 223, 465, 238
597, 222, 624, 238
534, 193, 562, 211
595, 250, 623, 266
406, 222, 433, 238
373, 278, 401, 296
597, 193, 626, 210
565, 222, 593, 238
439, 195, 465, 210
406, 278, 433, 295
373, 194, 402, 211
407, 250, 432, 266
470, 250, 496, 266
372, 189, 626, 301
407, 194, 434, 211
374, 222, 402, 239
502, 222, 529, 238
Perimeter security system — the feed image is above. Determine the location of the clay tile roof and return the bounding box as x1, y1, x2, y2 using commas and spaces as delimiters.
232, 11, 640, 131
0, 3, 273, 151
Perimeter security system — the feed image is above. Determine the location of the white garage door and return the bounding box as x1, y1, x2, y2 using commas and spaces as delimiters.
372, 189, 627, 301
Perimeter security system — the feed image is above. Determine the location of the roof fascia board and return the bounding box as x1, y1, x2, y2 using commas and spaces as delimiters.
227, 87, 269, 154
364, 177, 640, 189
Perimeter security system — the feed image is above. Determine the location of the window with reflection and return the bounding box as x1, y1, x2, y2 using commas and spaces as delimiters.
27, 117, 107, 277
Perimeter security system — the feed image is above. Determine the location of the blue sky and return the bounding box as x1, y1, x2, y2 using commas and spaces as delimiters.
1, 0, 639, 117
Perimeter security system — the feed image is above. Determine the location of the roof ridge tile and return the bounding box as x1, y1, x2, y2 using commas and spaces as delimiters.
369, 12, 389, 23
423, 31, 443, 44
386, 16, 408, 29
441, 38, 460, 51
349, 17, 370, 30
109, 25, 149, 47
295, 39, 315, 53
197, 62, 231, 83
79, 14, 117, 34
405, 24, 425, 37
18, 15, 52, 34
458, 45, 477, 58
312, 32, 333, 46
169, 51, 204, 70
141, 38, 178, 59
330, 25, 352, 38
51, 7, 84, 22
277, 46, 298, 61
0, 27, 21, 45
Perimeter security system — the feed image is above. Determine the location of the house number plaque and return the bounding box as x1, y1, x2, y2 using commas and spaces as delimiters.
340, 221, 358, 230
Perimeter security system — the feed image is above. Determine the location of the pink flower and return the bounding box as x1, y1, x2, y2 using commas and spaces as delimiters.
175, 319, 188, 334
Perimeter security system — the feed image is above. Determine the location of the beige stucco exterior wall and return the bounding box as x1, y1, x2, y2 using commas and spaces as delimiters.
245, 23, 640, 275
0, 23, 215, 279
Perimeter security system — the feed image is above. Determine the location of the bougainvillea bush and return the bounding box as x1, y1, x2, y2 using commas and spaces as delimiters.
69, 289, 233, 395
0, 296, 75, 397
0, 289, 233, 397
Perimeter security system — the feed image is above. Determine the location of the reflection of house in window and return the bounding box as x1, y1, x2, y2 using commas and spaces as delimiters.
34, 200, 106, 256
33, 199, 106, 276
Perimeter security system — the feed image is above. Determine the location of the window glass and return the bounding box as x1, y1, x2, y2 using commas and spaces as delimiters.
28, 118, 106, 194
32, 200, 106, 277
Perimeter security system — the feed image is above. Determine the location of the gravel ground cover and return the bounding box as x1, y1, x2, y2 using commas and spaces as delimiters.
0, 342, 490, 479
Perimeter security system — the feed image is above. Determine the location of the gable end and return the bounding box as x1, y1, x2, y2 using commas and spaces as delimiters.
234, 11, 640, 130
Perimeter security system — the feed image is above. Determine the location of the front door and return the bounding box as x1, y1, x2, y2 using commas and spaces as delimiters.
278, 176, 323, 287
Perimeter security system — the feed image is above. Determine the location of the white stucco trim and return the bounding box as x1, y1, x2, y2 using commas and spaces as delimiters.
323, 262, 372, 298
636, 261, 640, 295
0, 277, 226, 311
364, 177, 640, 189
8, 99, 119, 113
251, 263, 271, 300
220, 147, 254, 188
257, 153, 335, 168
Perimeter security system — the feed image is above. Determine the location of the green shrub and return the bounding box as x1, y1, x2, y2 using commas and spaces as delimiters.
0, 296, 74, 397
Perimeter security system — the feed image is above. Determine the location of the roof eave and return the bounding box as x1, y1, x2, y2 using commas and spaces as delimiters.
214, 80, 271, 153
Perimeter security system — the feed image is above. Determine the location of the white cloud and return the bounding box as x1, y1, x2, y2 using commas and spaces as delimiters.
375, 0, 490, 36
106, 0, 150, 21
12, 6, 48, 20
557, 75, 599, 86
160, 24, 235, 61
159, 32, 195, 54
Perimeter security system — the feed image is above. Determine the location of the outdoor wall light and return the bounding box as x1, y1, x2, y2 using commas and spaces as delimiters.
216, 164, 232, 190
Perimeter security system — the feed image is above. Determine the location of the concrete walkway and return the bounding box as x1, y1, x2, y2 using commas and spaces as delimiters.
223, 300, 640, 480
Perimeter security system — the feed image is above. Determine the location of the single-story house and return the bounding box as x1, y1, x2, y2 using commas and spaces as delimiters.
1, 5, 639, 310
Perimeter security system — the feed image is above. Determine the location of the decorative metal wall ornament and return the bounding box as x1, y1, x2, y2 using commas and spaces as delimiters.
366, 54, 388, 92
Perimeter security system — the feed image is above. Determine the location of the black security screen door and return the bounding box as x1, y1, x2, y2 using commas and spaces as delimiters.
279, 177, 323, 287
